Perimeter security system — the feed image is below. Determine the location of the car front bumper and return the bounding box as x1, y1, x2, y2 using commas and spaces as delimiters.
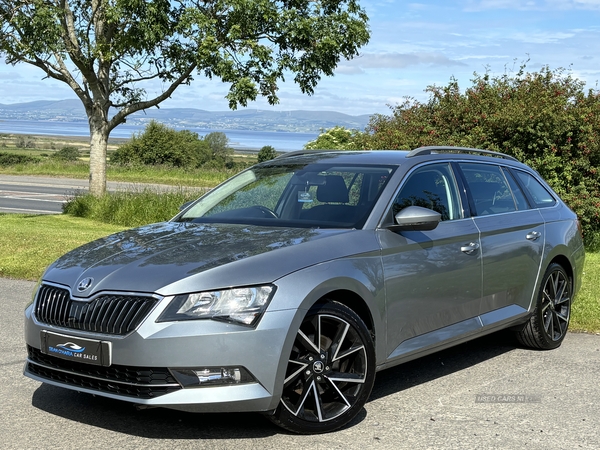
23, 296, 298, 413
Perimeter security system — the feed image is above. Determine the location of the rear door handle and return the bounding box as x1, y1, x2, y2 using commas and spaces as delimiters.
461, 242, 480, 254
526, 231, 542, 241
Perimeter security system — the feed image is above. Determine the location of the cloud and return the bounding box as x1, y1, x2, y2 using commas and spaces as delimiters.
546, 0, 600, 9
464, 0, 541, 11
0, 71, 22, 80
508, 31, 576, 44
338, 52, 467, 72
455, 54, 512, 60
466, 0, 600, 10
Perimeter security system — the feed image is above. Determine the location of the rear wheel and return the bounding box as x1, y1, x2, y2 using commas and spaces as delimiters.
516, 263, 572, 350
268, 301, 376, 434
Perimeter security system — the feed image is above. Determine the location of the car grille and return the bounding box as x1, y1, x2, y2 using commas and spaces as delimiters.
26, 346, 181, 399
34, 284, 159, 335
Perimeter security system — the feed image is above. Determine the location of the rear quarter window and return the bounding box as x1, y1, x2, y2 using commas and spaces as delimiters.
514, 170, 557, 208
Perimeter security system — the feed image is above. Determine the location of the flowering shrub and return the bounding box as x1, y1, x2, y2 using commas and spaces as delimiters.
304, 126, 363, 150
360, 66, 600, 248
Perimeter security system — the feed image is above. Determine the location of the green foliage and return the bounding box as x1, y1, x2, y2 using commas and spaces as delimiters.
63, 188, 203, 228
304, 126, 362, 150
0, 152, 41, 166
202, 132, 234, 169
110, 121, 237, 169
51, 146, 80, 161
360, 65, 600, 246
111, 121, 209, 167
15, 136, 35, 149
257, 145, 278, 162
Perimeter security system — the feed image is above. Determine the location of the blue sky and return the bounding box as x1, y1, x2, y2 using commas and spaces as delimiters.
1, 0, 600, 116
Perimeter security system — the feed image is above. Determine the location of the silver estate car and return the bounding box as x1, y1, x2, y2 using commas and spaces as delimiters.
24, 147, 585, 434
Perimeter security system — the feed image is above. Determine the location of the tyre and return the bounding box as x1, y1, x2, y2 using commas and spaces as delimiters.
516, 263, 572, 350
268, 301, 376, 434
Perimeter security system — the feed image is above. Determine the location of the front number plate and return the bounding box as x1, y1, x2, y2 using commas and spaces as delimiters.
40, 330, 111, 366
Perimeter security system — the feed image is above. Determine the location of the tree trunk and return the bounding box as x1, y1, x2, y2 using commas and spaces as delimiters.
88, 116, 109, 196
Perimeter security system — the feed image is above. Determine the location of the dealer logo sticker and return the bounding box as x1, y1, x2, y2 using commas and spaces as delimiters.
49, 342, 86, 357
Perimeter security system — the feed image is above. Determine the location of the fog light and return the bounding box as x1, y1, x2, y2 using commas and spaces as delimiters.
171, 367, 255, 387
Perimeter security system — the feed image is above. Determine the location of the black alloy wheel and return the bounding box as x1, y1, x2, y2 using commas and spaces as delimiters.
268, 301, 376, 434
517, 263, 572, 350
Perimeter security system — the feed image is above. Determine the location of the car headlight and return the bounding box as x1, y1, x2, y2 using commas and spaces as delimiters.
157, 285, 275, 327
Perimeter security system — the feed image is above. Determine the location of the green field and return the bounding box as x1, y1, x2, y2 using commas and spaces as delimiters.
0, 133, 256, 187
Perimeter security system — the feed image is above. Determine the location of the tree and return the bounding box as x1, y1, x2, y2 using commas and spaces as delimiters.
111, 120, 209, 167
304, 125, 362, 149
51, 146, 80, 161
257, 145, 278, 162
0, 1, 369, 195
203, 131, 233, 168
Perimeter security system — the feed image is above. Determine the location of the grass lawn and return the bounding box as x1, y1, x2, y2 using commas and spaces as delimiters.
0, 213, 597, 333
0, 214, 125, 280
572, 251, 600, 333
0, 158, 237, 188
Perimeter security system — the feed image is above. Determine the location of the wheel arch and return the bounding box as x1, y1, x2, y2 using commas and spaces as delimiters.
313, 289, 376, 341
548, 254, 574, 286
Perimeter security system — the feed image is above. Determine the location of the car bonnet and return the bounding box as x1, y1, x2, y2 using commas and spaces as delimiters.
42, 221, 375, 297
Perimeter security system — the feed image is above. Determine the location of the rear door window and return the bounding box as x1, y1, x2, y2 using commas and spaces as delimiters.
458, 163, 518, 216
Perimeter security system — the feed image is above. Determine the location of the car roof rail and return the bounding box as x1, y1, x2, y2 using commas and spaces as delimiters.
406, 146, 519, 162
274, 149, 337, 159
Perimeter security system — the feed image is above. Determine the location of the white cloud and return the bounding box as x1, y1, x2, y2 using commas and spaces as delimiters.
466, 0, 600, 10
464, 0, 541, 11
339, 52, 467, 71
508, 31, 576, 43
546, 0, 600, 9
0, 71, 22, 80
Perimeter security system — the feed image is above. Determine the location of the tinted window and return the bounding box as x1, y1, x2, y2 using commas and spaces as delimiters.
459, 163, 517, 216
392, 163, 461, 221
503, 168, 530, 210
514, 170, 557, 208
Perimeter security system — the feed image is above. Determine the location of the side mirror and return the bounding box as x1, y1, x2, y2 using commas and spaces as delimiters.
179, 201, 194, 212
390, 206, 441, 231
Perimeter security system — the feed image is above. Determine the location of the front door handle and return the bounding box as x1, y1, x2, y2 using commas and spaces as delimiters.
461, 242, 480, 254
526, 231, 542, 241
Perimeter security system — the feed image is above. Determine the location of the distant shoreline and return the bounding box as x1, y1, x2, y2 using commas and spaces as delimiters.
0, 119, 317, 151
0, 131, 265, 154
6, 132, 129, 144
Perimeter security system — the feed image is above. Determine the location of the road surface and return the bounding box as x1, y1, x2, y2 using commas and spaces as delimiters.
0, 175, 199, 214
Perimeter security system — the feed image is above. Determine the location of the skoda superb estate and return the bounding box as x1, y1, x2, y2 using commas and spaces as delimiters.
24, 147, 585, 433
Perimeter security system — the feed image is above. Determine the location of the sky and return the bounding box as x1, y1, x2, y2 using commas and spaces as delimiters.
1, 0, 600, 117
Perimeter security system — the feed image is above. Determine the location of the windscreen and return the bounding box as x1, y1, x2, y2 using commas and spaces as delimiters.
175, 163, 395, 229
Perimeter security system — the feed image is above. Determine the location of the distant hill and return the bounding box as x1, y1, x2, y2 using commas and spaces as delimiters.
0, 100, 372, 133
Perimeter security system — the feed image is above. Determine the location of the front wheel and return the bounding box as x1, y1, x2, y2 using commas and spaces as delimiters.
516, 263, 572, 350
268, 301, 376, 434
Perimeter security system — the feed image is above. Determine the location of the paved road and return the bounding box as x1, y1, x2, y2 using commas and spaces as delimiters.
0, 176, 81, 214
0, 175, 202, 214
1, 278, 599, 449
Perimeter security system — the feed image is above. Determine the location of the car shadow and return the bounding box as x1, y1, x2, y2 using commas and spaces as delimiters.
369, 330, 518, 402
31, 330, 520, 438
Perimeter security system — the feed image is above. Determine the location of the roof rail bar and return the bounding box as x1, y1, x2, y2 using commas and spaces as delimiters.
274, 149, 336, 159
406, 146, 519, 162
